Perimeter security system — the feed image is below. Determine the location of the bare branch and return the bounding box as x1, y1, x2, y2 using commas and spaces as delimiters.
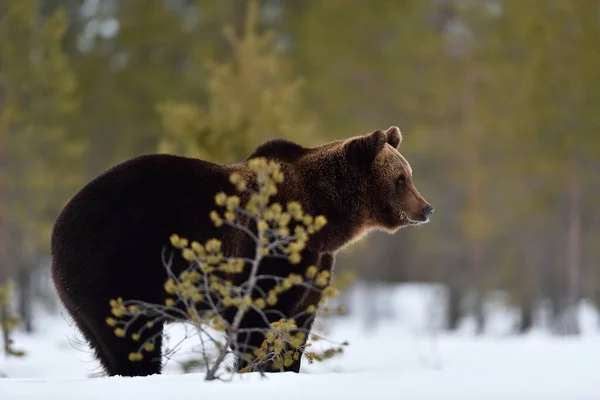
106, 159, 347, 380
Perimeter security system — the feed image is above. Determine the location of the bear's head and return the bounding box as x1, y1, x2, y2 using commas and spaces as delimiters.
246, 126, 433, 251
344, 126, 433, 233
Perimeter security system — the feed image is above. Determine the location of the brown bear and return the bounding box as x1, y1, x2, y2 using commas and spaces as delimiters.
50, 126, 433, 377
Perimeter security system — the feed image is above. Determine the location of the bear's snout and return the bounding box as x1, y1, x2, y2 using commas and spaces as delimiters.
422, 205, 434, 220
408, 202, 433, 223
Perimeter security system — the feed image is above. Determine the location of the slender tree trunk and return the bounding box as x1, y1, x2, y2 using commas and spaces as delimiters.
363, 280, 379, 333
517, 230, 540, 334
0, 2, 7, 287
518, 295, 534, 334
17, 264, 33, 333
470, 238, 485, 335
595, 286, 600, 330
446, 284, 462, 331
0, 5, 10, 350
549, 284, 561, 329
0, 303, 9, 355
590, 252, 600, 329
463, 49, 486, 336
556, 172, 581, 335
0, 5, 16, 348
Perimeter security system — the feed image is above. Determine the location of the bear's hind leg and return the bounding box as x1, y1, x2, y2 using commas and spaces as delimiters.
103, 318, 164, 377
82, 311, 165, 377
62, 303, 115, 376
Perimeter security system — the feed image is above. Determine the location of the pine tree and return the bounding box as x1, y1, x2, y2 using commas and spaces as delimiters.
0, 0, 82, 331
157, 0, 319, 164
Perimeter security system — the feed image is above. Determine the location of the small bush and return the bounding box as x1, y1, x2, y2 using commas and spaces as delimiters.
0, 281, 25, 358
107, 158, 348, 380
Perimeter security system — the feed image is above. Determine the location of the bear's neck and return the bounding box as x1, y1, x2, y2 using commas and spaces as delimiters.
280, 152, 367, 253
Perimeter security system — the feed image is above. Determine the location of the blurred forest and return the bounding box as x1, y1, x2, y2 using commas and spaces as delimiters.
1, 0, 599, 343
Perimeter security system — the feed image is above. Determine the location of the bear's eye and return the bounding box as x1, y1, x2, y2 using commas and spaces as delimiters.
397, 175, 406, 186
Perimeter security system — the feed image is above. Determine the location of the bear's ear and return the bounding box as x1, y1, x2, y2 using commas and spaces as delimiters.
385, 126, 402, 148
344, 129, 387, 168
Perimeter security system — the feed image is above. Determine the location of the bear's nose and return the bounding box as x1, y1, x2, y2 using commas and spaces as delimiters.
423, 205, 434, 218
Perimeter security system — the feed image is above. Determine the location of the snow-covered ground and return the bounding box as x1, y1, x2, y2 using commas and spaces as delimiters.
2, 283, 600, 400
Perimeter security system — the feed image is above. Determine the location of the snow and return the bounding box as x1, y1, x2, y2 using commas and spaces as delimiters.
2, 283, 600, 400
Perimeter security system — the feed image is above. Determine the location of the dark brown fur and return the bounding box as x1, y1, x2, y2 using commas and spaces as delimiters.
51, 126, 432, 377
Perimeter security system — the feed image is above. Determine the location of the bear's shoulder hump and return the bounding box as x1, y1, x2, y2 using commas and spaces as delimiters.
246, 139, 308, 162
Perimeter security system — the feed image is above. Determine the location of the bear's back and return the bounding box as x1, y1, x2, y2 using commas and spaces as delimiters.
51, 154, 244, 288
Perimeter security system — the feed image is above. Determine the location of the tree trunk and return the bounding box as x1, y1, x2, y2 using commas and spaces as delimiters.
595, 289, 600, 330
517, 231, 540, 334
517, 295, 534, 334
0, 4, 11, 351
471, 240, 485, 335
0, 2, 7, 287
555, 174, 581, 335
17, 265, 33, 333
446, 284, 462, 331
461, 34, 486, 336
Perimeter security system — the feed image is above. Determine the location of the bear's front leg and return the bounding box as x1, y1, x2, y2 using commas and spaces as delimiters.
283, 252, 335, 373
232, 308, 280, 374
232, 252, 334, 374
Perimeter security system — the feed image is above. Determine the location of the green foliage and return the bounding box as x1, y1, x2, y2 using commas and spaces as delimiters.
65, 0, 222, 177
0, 0, 83, 260
178, 357, 210, 374
0, 281, 25, 357
281, 0, 600, 332
157, 0, 319, 164
107, 158, 348, 380
1, 0, 599, 339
